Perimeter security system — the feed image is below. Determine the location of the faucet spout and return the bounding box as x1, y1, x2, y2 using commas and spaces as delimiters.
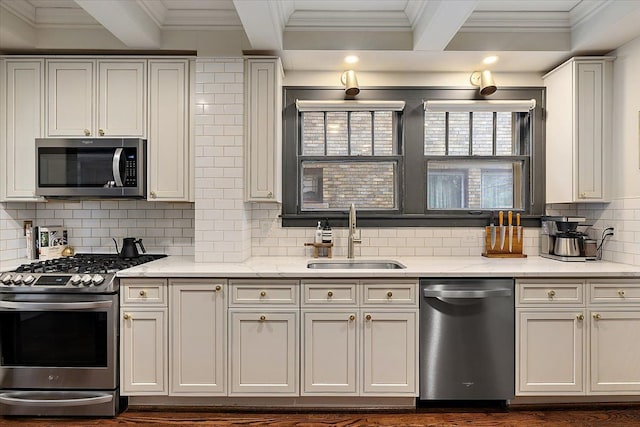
348, 203, 361, 258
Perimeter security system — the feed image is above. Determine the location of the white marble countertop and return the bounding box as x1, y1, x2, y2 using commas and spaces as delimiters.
116, 255, 640, 279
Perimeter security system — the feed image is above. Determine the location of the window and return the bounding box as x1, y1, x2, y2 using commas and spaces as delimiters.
282, 88, 544, 227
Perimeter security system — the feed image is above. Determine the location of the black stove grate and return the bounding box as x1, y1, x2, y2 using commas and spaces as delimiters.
13, 254, 167, 274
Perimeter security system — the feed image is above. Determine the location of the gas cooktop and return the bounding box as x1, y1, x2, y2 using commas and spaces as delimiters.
0, 253, 166, 293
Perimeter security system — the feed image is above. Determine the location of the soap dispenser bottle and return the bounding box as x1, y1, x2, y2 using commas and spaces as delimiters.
322, 219, 333, 244
315, 221, 323, 244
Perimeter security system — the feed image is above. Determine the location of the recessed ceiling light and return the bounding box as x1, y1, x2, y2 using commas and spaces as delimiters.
483, 55, 498, 65
344, 55, 359, 64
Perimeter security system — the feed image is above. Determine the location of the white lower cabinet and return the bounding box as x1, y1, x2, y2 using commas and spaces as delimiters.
301, 280, 418, 397
169, 280, 226, 395
229, 310, 298, 395
120, 279, 168, 395
228, 279, 299, 396
361, 310, 417, 395
302, 311, 358, 395
516, 279, 640, 396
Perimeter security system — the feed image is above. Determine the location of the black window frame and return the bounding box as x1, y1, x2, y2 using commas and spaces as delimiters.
282, 87, 545, 227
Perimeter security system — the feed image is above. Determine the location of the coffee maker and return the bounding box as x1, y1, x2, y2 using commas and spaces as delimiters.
540, 216, 597, 261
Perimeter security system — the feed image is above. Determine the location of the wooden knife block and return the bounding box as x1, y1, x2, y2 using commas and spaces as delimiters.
482, 226, 527, 258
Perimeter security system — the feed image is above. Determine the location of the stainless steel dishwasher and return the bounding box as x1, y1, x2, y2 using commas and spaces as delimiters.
419, 278, 514, 401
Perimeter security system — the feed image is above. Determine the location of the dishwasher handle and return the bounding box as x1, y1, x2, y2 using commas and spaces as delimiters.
422, 287, 512, 299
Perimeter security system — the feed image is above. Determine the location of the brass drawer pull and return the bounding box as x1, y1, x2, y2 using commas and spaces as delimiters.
259, 315, 266, 321
593, 313, 601, 320
260, 290, 267, 297
618, 289, 625, 297
215, 285, 222, 291
123, 313, 130, 320
139, 290, 146, 297
365, 314, 372, 321
327, 291, 334, 297
349, 314, 355, 321
387, 291, 393, 298
576, 314, 584, 321
547, 290, 556, 298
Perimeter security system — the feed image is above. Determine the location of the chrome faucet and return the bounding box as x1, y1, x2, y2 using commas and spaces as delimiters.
347, 203, 362, 258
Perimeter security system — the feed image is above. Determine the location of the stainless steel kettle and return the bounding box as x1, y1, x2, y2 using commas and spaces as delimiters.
553, 234, 583, 257
113, 237, 146, 258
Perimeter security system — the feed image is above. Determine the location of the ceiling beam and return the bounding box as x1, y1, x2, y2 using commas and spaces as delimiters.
74, 0, 161, 49
571, 0, 640, 51
232, 0, 291, 50
410, 0, 478, 51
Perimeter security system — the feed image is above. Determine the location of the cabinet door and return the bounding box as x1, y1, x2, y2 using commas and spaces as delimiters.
361, 311, 417, 395
97, 61, 146, 137
517, 310, 584, 395
1, 59, 43, 200
229, 310, 298, 395
47, 61, 94, 136
148, 60, 189, 201
302, 311, 358, 395
170, 281, 226, 395
120, 309, 167, 395
244, 57, 282, 202
575, 61, 604, 200
590, 310, 640, 393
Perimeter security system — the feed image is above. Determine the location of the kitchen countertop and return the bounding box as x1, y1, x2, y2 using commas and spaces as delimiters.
116, 255, 640, 279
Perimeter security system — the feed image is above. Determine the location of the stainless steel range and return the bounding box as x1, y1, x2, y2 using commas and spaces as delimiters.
0, 254, 165, 417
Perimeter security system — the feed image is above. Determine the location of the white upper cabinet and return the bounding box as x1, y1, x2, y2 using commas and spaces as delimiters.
544, 57, 614, 203
46, 60, 94, 137
46, 59, 146, 138
147, 59, 193, 202
244, 56, 283, 202
97, 61, 146, 137
1, 59, 44, 201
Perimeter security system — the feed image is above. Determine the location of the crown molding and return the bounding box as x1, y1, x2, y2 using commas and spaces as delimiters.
463, 11, 570, 29
286, 10, 410, 30
138, 0, 166, 28
0, 0, 36, 26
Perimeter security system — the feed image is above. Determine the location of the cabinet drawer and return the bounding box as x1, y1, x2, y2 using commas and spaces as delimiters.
229, 280, 298, 306
590, 280, 640, 304
121, 279, 167, 306
361, 281, 418, 306
517, 281, 584, 305
302, 281, 358, 306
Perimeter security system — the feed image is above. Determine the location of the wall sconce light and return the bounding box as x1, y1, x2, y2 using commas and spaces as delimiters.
341, 70, 360, 96
470, 70, 497, 96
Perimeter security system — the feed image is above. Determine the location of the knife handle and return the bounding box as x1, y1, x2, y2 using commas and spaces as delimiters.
498, 211, 504, 226
508, 211, 513, 226
516, 213, 521, 226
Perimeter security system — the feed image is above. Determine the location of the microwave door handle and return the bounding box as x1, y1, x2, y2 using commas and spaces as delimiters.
0, 300, 113, 310
112, 147, 124, 187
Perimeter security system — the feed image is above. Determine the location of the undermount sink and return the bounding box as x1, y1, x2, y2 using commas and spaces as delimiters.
307, 260, 406, 269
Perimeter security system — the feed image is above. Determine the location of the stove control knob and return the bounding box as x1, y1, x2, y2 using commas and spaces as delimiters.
23, 275, 36, 285
92, 275, 105, 285
12, 274, 24, 284
70, 275, 82, 286
0, 273, 13, 285
81, 274, 93, 286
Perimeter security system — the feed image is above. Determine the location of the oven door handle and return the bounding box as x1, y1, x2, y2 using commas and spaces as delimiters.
0, 300, 113, 310
0, 392, 113, 407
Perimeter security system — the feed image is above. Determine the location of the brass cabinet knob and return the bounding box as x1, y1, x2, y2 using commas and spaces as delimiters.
349, 314, 355, 321
547, 290, 556, 298
123, 313, 130, 320
259, 315, 266, 321
365, 314, 372, 321
593, 313, 601, 320
84, 129, 90, 136
150, 191, 157, 198
267, 191, 273, 198
260, 290, 266, 297
98, 129, 104, 136
618, 289, 625, 297
580, 192, 586, 198
215, 285, 222, 291
387, 291, 393, 298
327, 291, 333, 297
139, 290, 146, 296
576, 314, 584, 321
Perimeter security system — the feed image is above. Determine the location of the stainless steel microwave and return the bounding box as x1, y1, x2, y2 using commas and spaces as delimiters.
36, 138, 146, 198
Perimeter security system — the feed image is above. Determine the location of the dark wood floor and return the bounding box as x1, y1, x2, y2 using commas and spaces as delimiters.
3, 405, 640, 427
